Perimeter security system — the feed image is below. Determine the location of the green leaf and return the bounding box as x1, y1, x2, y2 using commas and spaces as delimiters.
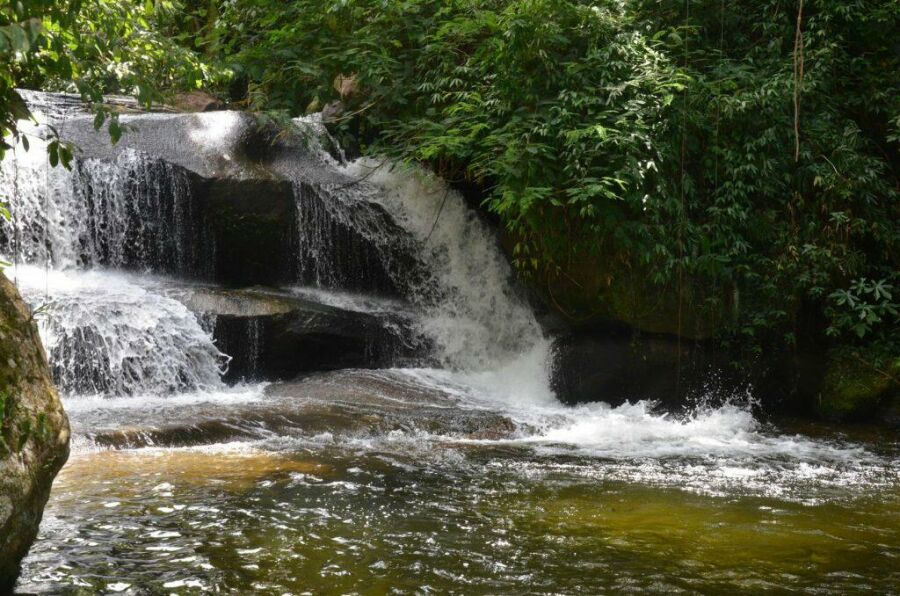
108, 119, 122, 144
48, 140, 59, 167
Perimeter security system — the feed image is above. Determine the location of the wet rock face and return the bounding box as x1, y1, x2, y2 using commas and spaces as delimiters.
0, 273, 69, 592
550, 332, 728, 409
42, 111, 428, 295
172, 286, 428, 382
551, 334, 672, 407
549, 331, 836, 416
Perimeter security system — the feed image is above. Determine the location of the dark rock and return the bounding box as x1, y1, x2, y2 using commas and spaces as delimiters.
82, 370, 516, 449
550, 331, 732, 410
292, 180, 425, 296
549, 328, 851, 418
0, 273, 69, 592
44, 109, 429, 293
203, 177, 297, 286
170, 286, 428, 381
551, 334, 687, 406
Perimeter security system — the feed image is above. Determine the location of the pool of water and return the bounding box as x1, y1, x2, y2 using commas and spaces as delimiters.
17, 372, 900, 595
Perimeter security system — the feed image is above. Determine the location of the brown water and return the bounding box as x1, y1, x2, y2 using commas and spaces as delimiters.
16, 371, 900, 595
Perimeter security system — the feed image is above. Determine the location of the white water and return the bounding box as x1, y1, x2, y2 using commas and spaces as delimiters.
11, 264, 228, 396
0, 140, 199, 272
345, 159, 555, 402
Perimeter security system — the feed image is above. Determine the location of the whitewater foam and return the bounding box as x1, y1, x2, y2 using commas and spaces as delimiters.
344, 160, 553, 397
12, 264, 228, 397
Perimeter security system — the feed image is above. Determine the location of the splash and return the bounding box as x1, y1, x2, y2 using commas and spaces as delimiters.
12, 265, 228, 396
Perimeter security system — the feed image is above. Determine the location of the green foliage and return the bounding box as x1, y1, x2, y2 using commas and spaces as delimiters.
826, 277, 898, 341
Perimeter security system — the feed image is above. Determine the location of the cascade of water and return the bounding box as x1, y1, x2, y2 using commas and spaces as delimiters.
13, 265, 229, 397
0, 146, 207, 274
340, 159, 555, 403
292, 181, 421, 295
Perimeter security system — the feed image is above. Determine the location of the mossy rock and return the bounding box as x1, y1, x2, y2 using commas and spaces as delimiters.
0, 273, 70, 591
818, 355, 900, 423
501, 231, 728, 339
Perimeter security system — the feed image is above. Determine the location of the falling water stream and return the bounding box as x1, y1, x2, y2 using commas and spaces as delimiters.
2, 93, 898, 594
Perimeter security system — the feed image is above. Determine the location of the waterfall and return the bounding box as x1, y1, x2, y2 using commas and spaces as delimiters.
0, 96, 481, 400
0, 148, 207, 275
0, 93, 556, 405
13, 265, 229, 397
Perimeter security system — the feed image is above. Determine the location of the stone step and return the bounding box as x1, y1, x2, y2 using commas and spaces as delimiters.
168, 285, 432, 382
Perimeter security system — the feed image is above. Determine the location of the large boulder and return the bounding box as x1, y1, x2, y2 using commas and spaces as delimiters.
54, 110, 425, 292
549, 329, 881, 420
500, 230, 727, 341
550, 332, 699, 408
0, 273, 69, 592
549, 330, 759, 410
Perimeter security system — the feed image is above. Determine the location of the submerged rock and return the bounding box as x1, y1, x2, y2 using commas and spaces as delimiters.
0, 273, 69, 592
83, 370, 516, 449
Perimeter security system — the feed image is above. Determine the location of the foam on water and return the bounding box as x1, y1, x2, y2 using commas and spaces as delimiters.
11, 264, 228, 397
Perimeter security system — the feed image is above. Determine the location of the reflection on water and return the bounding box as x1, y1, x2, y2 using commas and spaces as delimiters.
18, 372, 900, 595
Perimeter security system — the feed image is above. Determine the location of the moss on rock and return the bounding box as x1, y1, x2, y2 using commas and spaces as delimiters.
818, 355, 900, 422
0, 272, 70, 592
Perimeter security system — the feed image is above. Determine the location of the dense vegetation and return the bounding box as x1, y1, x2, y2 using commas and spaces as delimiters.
2, 0, 898, 409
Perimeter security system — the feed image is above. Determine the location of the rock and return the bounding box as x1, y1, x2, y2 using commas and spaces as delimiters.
170, 286, 429, 381
80, 370, 516, 449
203, 177, 297, 286
550, 331, 734, 410
321, 100, 344, 123
817, 355, 899, 423
0, 273, 69, 592
169, 90, 224, 112
43, 109, 427, 292
499, 231, 727, 340
268, 370, 517, 440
